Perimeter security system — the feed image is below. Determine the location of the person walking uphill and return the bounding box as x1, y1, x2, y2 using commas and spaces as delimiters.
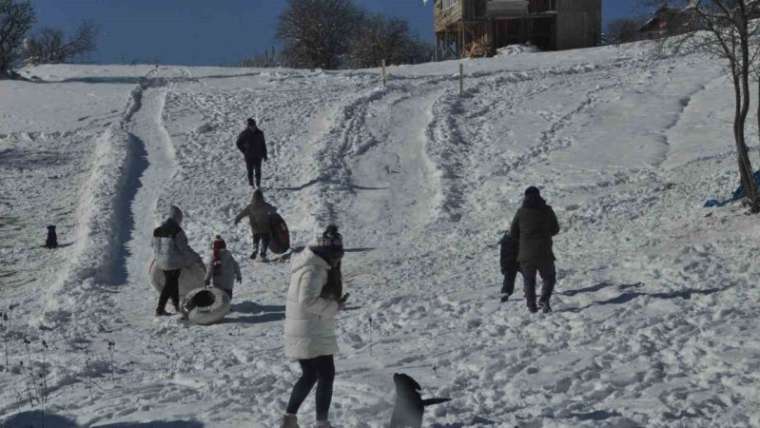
234, 189, 278, 260
510, 187, 560, 313
281, 225, 347, 428
236, 118, 268, 188
203, 236, 242, 299
152, 205, 203, 316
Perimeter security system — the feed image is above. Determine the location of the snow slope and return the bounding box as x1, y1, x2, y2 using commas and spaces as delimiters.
1, 40, 760, 428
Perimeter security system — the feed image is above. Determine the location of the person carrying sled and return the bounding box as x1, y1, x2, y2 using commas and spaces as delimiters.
152, 205, 203, 316
281, 225, 347, 428
509, 187, 560, 313
236, 117, 268, 188
499, 230, 520, 303
234, 189, 278, 260
203, 235, 242, 299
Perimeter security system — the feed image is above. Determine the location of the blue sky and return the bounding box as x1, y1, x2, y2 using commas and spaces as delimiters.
30, 0, 644, 66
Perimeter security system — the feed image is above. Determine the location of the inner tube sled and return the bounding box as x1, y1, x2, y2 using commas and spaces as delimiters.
183, 287, 231, 325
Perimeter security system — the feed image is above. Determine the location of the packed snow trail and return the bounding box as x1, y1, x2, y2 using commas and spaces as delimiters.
118, 72, 178, 328
1, 44, 760, 427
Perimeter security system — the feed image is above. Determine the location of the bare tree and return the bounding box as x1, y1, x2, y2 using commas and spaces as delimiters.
607, 18, 645, 44
348, 14, 431, 68
276, 0, 362, 69
25, 20, 98, 64
667, 0, 760, 211
0, 0, 35, 76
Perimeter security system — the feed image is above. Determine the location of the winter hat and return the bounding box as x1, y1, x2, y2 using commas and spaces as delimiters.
311, 224, 344, 256
169, 205, 184, 225
247, 117, 257, 127
523, 186, 546, 209
252, 189, 264, 203
212, 235, 226, 251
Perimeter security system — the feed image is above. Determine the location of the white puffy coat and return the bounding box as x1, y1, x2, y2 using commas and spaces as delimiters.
284, 248, 339, 361
203, 249, 242, 295
152, 206, 202, 271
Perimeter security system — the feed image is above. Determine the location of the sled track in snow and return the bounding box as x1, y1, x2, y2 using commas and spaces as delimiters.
502, 80, 620, 180
37, 76, 154, 329
304, 79, 451, 231
659, 73, 728, 169
426, 90, 471, 222
425, 70, 617, 223
305, 87, 389, 226
38, 66, 184, 330
118, 76, 184, 330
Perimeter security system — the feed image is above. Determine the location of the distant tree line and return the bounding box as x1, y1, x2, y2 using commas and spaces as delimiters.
242, 0, 433, 69
0, 0, 98, 77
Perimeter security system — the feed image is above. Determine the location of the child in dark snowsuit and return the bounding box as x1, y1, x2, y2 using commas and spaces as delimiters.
499, 231, 520, 303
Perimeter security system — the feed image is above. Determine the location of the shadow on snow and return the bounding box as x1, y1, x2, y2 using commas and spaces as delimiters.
94, 421, 204, 427
110, 133, 149, 286
223, 301, 285, 325
557, 282, 735, 314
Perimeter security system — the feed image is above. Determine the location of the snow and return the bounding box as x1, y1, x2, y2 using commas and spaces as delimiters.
495, 44, 540, 57
2, 40, 760, 427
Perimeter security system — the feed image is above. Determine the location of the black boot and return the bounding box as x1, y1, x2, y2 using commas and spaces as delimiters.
155, 308, 171, 317
500, 294, 510, 303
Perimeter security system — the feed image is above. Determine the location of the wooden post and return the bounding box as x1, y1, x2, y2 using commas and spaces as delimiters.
459, 62, 464, 96
381, 59, 387, 87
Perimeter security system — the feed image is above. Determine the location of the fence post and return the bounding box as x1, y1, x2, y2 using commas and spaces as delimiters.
459, 62, 464, 96
382, 59, 387, 87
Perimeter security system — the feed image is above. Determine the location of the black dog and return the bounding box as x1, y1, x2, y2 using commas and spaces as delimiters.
390, 373, 450, 428
45, 225, 58, 249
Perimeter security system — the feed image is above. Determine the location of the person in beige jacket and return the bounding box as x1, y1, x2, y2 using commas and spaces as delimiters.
281, 225, 346, 428
234, 189, 277, 260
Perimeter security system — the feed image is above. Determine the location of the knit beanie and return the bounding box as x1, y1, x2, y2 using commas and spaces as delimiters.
525, 186, 540, 197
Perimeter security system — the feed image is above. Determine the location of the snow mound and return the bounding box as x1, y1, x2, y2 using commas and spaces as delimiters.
495, 43, 541, 56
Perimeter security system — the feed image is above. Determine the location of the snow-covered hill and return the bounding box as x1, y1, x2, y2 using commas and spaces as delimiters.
1, 41, 759, 427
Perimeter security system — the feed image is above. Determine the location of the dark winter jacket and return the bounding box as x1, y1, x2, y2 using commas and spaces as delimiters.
509, 195, 560, 265
499, 232, 519, 273
236, 128, 267, 161
234, 192, 277, 234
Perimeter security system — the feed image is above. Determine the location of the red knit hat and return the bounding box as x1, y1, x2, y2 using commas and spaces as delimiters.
212, 236, 226, 275
212, 235, 226, 251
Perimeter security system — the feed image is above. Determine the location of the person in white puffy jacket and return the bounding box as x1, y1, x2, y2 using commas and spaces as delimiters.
281, 225, 346, 428
203, 236, 242, 298
152, 205, 203, 316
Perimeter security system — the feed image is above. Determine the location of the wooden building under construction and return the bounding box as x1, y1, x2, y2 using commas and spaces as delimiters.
435, 0, 602, 58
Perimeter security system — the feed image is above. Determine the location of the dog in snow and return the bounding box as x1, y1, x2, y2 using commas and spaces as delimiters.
390, 373, 450, 428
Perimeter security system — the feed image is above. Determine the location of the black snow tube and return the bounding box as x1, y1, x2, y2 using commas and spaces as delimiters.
183, 287, 231, 325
